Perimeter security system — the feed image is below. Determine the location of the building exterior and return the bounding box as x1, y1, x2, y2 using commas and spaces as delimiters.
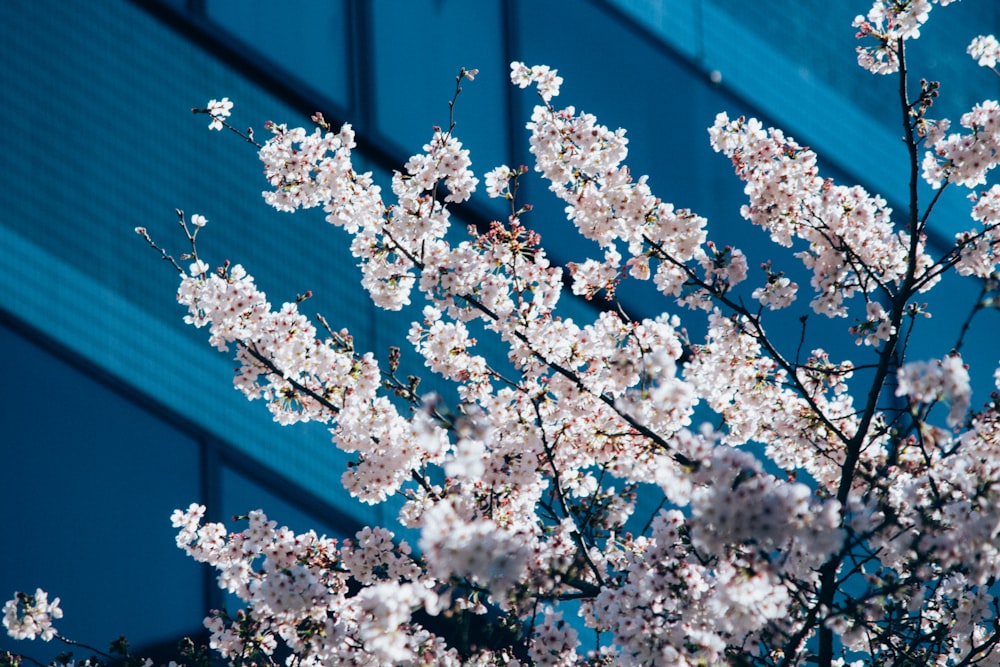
2, 0, 998, 658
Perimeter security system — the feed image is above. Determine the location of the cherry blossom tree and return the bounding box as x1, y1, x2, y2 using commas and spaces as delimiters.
9, 1, 1000, 665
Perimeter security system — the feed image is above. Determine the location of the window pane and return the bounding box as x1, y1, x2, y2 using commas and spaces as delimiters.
0, 322, 206, 661
220, 462, 356, 539
204, 0, 351, 111
371, 0, 509, 171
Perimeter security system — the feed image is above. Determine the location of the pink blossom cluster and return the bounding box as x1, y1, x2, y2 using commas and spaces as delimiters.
849, 301, 896, 346
708, 112, 933, 317
750, 264, 798, 311
510, 63, 563, 103
969, 34, 1000, 69
896, 354, 971, 426
165, 502, 589, 666
418, 500, 533, 602
256, 118, 482, 311
2, 589, 62, 642
516, 69, 716, 308
205, 97, 233, 131
529, 609, 578, 667
175, 247, 436, 504
852, 0, 956, 74
842, 407, 1000, 656
922, 99, 1000, 189
586, 477, 838, 667
170, 504, 466, 666
953, 184, 1000, 277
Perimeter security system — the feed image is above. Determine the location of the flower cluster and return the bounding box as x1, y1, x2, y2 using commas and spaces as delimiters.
969, 34, 1000, 69
708, 111, 933, 317
922, 99, 1000, 189
953, 184, 1000, 277
751, 263, 798, 310
2, 589, 62, 642
484, 164, 515, 199
849, 300, 896, 346
418, 500, 532, 602
169, 504, 463, 665
175, 250, 437, 504
205, 97, 233, 131
510, 62, 562, 102
852, 0, 956, 74
896, 354, 971, 426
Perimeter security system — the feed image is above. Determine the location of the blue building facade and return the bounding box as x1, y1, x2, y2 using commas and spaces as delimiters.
2, 0, 998, 659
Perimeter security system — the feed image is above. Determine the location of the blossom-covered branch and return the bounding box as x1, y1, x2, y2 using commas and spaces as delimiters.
10, 1, 1000, 666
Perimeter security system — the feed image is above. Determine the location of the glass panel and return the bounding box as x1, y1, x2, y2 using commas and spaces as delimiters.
220, 463, 355, 539
370, 0, 509, 173
204, 0, 351, 110
0, 322, 206, 662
